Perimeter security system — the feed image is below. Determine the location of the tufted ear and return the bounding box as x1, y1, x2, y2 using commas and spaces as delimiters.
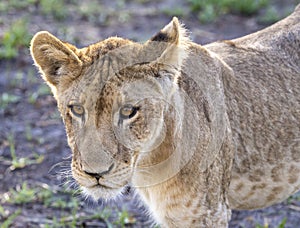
149, 17, 190, 71
30, 31, 82, 88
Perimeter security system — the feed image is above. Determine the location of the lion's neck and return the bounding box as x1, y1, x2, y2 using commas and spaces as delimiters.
132, 104, 183, 187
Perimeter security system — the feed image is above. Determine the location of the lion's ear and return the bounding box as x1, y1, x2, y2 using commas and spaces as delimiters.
30, 31, 82, 88
149, 17, 189, 70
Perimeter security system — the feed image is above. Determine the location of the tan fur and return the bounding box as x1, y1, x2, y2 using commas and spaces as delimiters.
30, 5, 300, 227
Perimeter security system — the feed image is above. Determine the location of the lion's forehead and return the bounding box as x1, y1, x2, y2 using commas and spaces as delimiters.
80, 37, 134, 61
73, 62, 156, 96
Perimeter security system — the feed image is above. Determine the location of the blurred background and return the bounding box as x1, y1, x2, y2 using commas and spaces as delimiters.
0, 0, 299, 227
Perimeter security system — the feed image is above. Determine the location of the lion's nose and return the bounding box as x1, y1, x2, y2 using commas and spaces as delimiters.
84, 163, 114, 180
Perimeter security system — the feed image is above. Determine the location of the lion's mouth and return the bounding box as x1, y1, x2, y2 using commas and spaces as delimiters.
82, 183, 124, 200
72, 165, 131, 199
93, 182, 115, 189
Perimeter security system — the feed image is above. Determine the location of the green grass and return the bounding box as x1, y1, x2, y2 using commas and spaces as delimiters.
188, 0, 269, 23
114, 208, 136, 227
229, 0, 269, 15
259, 6, 281, 24
6, 133, 44, 170
198, 4, 218, 23
286, 192, 300, 204
0, 93, 21, 109
6, 183, 75, 207
25, 124, 33, 141
259, 5, 297, 25
0, 209, 21, 228
3, 181, 135, 227
162, 7, 186, 17
78, 0, 103, 22
255, 217, 287, 228
8, 71, 24, 89
7, 182, 37, 204
278, 218, 287, 228
44, 209, 114, 228
28, 84, 51, 104
40, 0, 67, 20
0, 0, 37, 12
0, 0, 67, 20
0, 19, 31, 59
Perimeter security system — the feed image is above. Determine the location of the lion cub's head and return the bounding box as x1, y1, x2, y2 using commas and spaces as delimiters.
30, 18, 193, 199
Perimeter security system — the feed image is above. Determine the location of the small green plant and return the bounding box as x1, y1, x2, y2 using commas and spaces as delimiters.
162, 7, 185, 17
10, 153, 44, 170
278, 217, 287, 228
0, 19, 31, 59
255, 218, 287, 228
27, 68, 39, 84
188, 0, 269, 23
28, 84, 51, 104
7, 133, 44, 170
259, 6, 280, 24
25, 124, 33, 141
40, 0, 67, 20
256, 224, 268, 228
198, 4, 217, 23
36, 187, 54, 206
80, 207, 113, 228
0, 93, 21, 109
7, 182, 37, 204
114, 208, 135, 227
0, 205, 5, 215
1, 209, 21, 228
229, 0, 269, 15
44, 205, 113, 227
51, 196, 79, 209
4, 183, 118, 227
96, 207, 113, 225
0, 0, 36, 12
287, 192, 300, 204
8, 71, 23, 88
79, 0, 102, 22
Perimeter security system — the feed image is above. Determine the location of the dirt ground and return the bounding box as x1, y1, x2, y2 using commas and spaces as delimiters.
0, 0, 300, 227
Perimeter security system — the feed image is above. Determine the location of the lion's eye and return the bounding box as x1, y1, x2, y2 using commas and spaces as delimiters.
119, 104, 139, 119
68, 104, 84, 117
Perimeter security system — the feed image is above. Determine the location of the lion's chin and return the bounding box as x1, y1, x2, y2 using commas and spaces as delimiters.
81, 185, 124, 201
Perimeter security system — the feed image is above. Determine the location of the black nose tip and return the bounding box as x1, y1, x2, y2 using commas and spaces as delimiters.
84, 171, 102, 180
84, 163, 114, 180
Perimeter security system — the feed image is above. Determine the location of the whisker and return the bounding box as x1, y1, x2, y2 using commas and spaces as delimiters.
48, 161, 70, 174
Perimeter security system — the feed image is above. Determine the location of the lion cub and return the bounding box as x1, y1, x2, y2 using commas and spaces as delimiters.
30, 4, 299, 227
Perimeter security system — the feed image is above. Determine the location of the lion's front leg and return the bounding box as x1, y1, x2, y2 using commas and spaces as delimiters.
137, 126, 234, 227
138, 178, 231, 228
160, 201, 231, 228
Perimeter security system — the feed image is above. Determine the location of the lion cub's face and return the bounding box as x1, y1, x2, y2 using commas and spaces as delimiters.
30, 18, 188, 199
